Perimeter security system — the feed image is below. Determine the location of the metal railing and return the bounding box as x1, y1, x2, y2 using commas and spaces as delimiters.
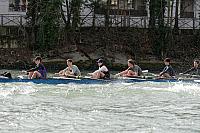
0, 14, 28, 26
0, 14, 200, 29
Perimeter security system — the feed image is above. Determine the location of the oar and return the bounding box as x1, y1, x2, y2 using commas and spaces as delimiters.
178, 73, 200, 79
15, 70, 29, 79
113, 70, 154, 79
190, 75, 200, 78
142, 70, 159, 79
142, 70, 149, 73
22, 70, 27, 73
141, 70, 158, 79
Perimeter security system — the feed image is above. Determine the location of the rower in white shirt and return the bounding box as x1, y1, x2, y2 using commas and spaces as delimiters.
88, 59, 110, 79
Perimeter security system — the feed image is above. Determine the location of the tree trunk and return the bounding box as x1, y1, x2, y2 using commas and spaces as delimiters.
170, 0, 174, 28
105, 0, 110, 27
149, 0, 156, 29
167, 0, 171, 26
66, 0, 71, 28
174, 0, 179, 32
92, 2, 96, 28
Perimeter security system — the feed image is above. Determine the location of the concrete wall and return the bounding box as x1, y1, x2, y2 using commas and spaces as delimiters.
0, 0, 9, 14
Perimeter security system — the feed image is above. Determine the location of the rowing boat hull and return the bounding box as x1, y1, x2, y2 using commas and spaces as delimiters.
0, 77, 183, 85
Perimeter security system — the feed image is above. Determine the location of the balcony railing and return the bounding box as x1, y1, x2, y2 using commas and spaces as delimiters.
0, 14, 28, 26
0, 14, 200, 29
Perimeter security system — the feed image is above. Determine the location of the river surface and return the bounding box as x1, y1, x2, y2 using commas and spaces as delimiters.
0, 70, 200, 132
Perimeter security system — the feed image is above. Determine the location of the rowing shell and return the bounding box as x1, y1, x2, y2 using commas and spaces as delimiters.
0, 76, 194, 85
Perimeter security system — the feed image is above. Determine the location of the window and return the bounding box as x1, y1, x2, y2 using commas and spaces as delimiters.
119, 0, 126, 9
132, 0, 146, 10
111, 0, 118, 6
100, 0, 147, 16
180, 0, 194, 18
110, 0, 146, 10
9, 0, 27, 12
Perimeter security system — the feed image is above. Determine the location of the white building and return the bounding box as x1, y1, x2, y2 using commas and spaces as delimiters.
0, 0, 27, 26
0, 0, 27, 14
0, 0, 200, 29
88, 0, 200, 29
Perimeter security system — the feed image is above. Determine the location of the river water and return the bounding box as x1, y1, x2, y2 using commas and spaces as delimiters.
0, 71, 200, 132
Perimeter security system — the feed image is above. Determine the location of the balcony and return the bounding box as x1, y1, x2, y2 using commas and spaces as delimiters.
0, 14, 200, 29
9, 4, 27, 12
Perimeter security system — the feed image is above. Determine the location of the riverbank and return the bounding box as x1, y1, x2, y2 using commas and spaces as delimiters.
0, 48, 192, 73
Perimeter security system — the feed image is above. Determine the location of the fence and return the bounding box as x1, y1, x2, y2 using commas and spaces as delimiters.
0, 14, 28, 26
0, 14, 200, 29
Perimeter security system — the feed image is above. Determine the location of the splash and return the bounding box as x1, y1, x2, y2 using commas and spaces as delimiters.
126, 82, 200, 96
1, 81, 200, 97
169, 82, 200, 96
0, 82, 38, 97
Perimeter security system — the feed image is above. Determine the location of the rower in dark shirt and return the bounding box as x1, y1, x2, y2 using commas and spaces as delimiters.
159, 58, 175, 78
182, 60, 200, 75
26, 56, 47, 79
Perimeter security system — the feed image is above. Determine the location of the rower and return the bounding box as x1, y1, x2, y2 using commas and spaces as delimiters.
159, 58, 175, 79
115, 59, 143, 77
88, 59, 110, 79
25, 56, 47, 79
181, 60, 200, 76
57, 59, 81, 77
0, 72, 12, 79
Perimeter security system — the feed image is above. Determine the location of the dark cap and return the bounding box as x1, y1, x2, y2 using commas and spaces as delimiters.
35, 56, 42, 62
164, 58, 171, 63
67, 59, 73, 63
128, 59, 135, 65
97, 59, 103, 63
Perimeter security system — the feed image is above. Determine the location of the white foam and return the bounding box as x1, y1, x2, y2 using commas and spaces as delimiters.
130, 82, 200, 96
0, 76, 8, 79
0, 83, 38, 97
169, 83, 200, 95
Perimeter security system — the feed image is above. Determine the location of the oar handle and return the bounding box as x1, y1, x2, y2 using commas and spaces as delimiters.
142, 70, 149, 73
54, 73, 60, 75
22, 70, 27, 73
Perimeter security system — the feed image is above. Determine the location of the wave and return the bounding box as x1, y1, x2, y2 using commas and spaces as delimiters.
0, 83, 38, 97
0, 81, 200, 97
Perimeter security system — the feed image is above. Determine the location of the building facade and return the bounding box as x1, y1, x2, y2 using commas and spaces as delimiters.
0, 0, 27, 14
0, 0, 200, 29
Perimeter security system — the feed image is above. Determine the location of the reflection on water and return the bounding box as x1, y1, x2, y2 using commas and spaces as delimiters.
0, 81, 200, 132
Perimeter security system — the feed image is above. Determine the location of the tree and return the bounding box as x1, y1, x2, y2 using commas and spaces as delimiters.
26, 0, 39, 49
105, 0, 111, 27
85, 0, 103, 27
174, 0, 179, 32
149, 0, 156, 28
61, 0, 84, 29
27, 0, 64, 51
149, 0, 168, 58
39, 0, 63, 50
